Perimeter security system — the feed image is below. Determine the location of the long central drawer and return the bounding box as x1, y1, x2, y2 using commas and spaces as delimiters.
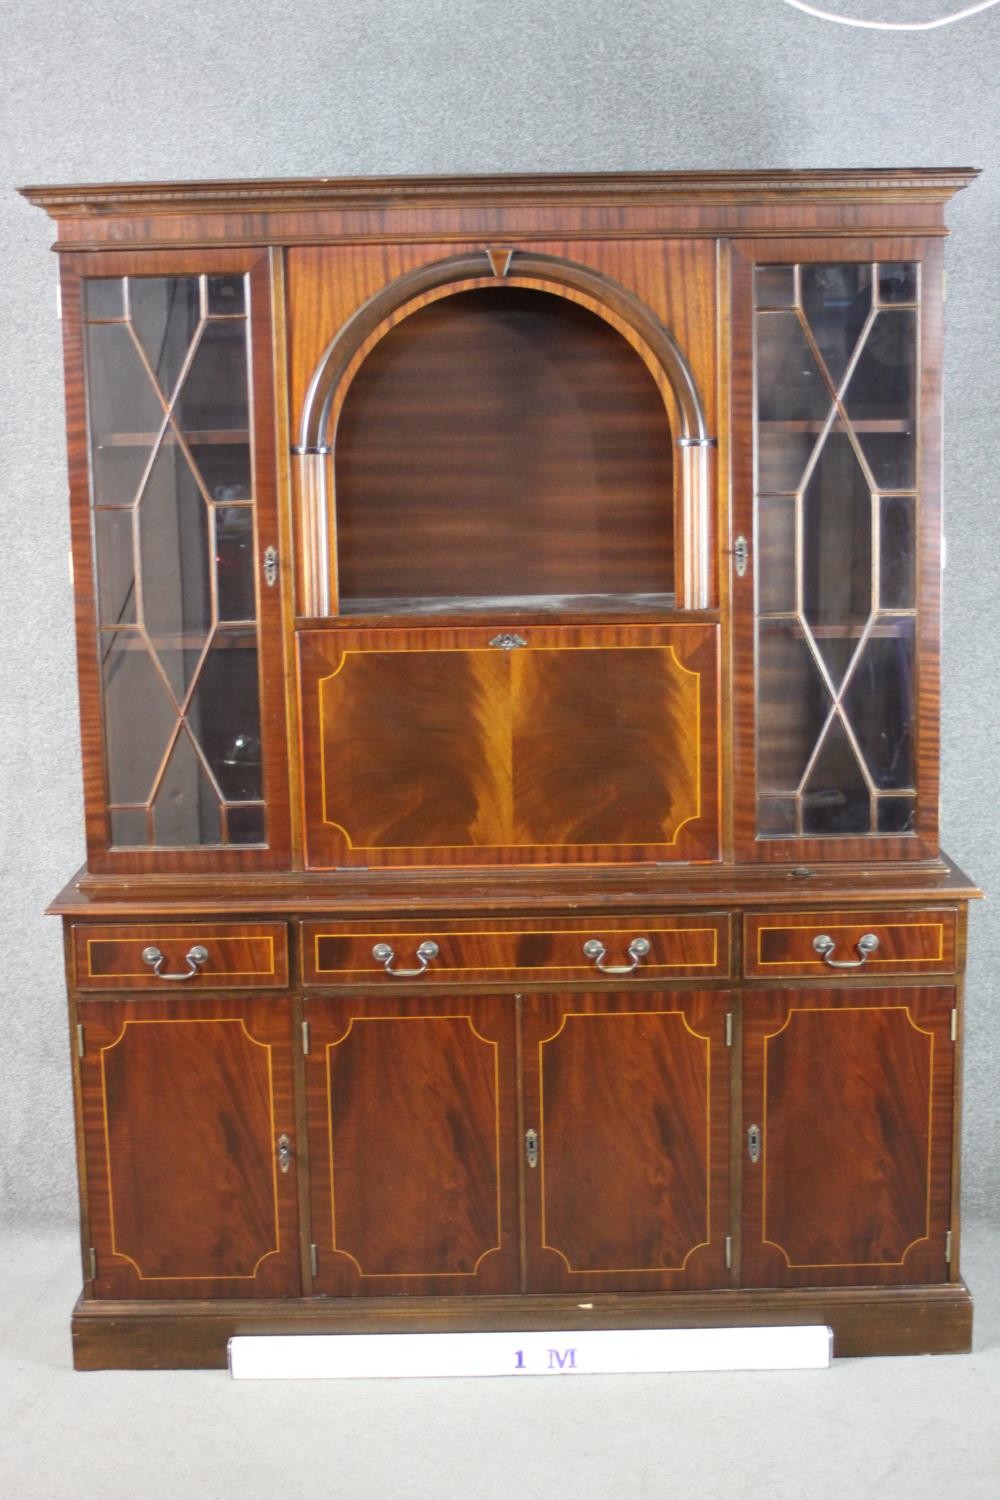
300, 913, 730, 985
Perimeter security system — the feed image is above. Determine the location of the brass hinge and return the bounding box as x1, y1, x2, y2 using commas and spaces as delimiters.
302, 1019, 311, 1055
725, 1235, 733, 1270
951, 1008, 958, 1043
725, 1012, 733, 1048
76, 1024, 85, 1058
88, 1247, 96, 1280
945, 1230, 953, 1265
310, 1243, 318, 1277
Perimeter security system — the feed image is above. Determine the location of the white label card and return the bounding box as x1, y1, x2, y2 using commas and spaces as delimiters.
229, 1325, 832, 1381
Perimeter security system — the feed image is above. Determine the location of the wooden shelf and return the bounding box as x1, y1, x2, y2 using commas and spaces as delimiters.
95, 429, 250, 448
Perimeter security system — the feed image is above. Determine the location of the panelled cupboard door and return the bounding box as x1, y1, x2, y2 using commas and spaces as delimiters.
522, 991, 731, 1293
297, 623, 720, 869
741, 988, 955, 1287
79, 997, 301, 1300
306, 994, 520, 1296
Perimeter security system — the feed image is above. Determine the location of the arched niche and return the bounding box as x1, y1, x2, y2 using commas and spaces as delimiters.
295, 250, 714, 613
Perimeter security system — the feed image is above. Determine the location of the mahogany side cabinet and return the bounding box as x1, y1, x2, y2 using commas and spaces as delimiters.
22, 168, 981, 1368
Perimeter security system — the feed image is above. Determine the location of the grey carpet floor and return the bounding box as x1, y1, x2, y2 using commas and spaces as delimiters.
1, 1220, 997, 1500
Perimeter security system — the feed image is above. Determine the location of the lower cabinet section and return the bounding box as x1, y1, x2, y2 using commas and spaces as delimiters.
741, 987, 956, 1288
72, 969, 965, 1363
78, 996, 302, 1299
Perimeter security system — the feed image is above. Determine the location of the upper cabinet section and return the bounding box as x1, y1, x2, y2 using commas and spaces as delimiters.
24, 171, 975, 876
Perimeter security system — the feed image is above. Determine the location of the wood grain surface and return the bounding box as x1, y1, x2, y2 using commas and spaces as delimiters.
73, 920, 289, 990
305, 994, 519, 1296
522, 990, 731, 1293
297, 622, 720, 868
741, 986, 954, 1287
79, 996, 300, 1300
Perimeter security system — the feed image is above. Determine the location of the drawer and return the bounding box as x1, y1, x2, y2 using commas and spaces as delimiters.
73, 922, 290, 991
743, 909, 957, 979
301, 914, 730, 985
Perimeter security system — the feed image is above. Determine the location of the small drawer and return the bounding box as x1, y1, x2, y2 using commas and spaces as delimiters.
301, 914, 730, 985
743, 909, 957, 979
73, 922, 289, 991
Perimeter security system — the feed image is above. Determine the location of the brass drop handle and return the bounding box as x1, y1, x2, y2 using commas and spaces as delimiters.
372, 940, 440, 977
812, 933, 880, 969
583, 937, 651, 975
141, 944, 209, 981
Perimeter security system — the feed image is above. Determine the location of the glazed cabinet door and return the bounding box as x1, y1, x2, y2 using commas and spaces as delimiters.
78, 996, 301, 1299
741, 987, 955, 1287
61, 250, 290, 872
731, 241, 942, 862
305, 993, 520, 1295
521, 991, 731, 1292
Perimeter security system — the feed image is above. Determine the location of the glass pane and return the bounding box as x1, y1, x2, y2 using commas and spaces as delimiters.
758, 428, 815, 493
175, 320, 250, 435
877, 796, 916, 833
757, 496, 797, 614
94, 509, 136, 626
757, 623, 830, 797
801, 717, 870, 834
109, 807, 148, 846
756, 311, 832, 423
800, 264, 871, 389
758, 796, 797, 836
86, 322, 164, 441
187, 629, 262, 801
802, 428, 872, 631
188, 441, 252, 502
129, 277, 201, 400
101, 630, 179, 805
91, 443, 155, 508
153, 726, 222, 846
755, 266, 795, 309
880, 497, 916, 610
845, 310, 917, 488
227, 804, 266, 844
85, 278, 124, 319
137, 444, 212, 686
878, 263, 918, 305
842, 624, 915, 790
215, 506, 256, 621
207, 275, 246, 316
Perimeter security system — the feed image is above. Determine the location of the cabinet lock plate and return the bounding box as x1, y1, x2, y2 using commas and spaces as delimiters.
525, 1129, 539, 1169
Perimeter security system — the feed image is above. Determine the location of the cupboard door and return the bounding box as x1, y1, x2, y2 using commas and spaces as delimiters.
79, 996, 301, 1300
731, 241, 941, 863
742, 988, 955, 1287
305, 994, 519, 1295
61, 250, 290, 872
522, 991, 731, 1293
298, 622, 719, 869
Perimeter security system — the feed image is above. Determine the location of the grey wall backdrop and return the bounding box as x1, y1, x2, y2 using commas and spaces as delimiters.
0, 0, 997, 1229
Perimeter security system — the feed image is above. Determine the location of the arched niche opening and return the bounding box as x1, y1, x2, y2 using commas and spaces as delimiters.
334, 285, 677, 613
295, 249, 714, 614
